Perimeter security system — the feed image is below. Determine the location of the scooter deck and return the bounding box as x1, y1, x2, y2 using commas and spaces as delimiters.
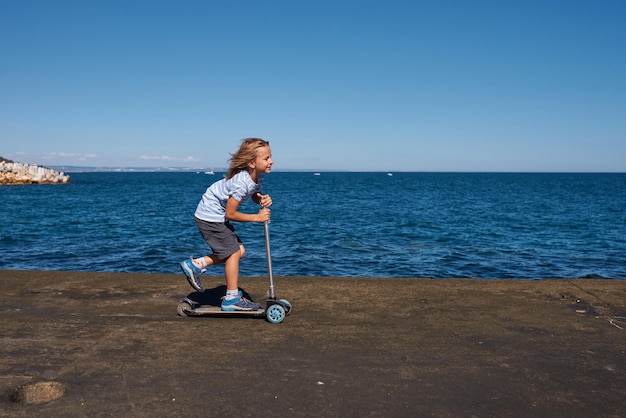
177, 297, 290, 323
187, 306, 265, 316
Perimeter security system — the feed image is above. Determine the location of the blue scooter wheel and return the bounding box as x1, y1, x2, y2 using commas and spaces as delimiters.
266, 304, 286, 324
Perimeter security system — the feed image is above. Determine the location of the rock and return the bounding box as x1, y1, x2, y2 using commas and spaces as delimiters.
10, 381, 66, 404
0, 161, 70, 185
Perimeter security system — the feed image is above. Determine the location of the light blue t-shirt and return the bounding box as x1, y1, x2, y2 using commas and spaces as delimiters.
194, 170, 263, 222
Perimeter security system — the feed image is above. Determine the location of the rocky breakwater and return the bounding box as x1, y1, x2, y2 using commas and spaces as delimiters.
0, 160, 71, 185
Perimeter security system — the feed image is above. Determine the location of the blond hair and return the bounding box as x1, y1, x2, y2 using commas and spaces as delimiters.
226, 138, 270, 179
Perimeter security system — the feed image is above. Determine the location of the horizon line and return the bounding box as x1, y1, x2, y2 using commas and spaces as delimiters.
48, 166, 626, 174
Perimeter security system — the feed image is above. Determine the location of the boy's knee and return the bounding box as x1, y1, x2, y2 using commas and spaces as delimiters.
239, 245, 246, 259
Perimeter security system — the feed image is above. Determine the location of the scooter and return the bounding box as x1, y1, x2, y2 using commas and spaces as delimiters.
176, 221, 291, 323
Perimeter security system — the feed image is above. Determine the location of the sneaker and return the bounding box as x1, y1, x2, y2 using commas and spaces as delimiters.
221, 296, 260, 311
180, 258, 204, 292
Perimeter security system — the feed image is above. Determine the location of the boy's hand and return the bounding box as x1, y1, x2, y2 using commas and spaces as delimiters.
256, 193, 272, 208
257, 207, 271, 223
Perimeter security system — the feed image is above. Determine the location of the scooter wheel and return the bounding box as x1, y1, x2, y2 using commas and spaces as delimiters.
279, 299, 292, 316
177, 301, 193, 317
266, 304, 286, 324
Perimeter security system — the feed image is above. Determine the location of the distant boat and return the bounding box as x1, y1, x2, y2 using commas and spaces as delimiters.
204, 170, 215, 175
314, 172, 321, 176
387, 172, 393, 176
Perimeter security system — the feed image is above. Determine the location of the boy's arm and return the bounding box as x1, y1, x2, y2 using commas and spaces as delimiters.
225, 196, 270, 223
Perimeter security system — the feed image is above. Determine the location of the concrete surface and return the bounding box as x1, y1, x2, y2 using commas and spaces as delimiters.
1, 270, 625, 417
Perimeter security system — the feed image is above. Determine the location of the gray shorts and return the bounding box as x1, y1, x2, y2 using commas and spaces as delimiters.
194, 217, 242, 260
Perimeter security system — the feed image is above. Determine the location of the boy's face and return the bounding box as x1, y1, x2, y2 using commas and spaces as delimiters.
250, 145, 273, 174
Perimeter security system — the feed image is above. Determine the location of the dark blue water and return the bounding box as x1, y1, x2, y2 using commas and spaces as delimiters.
1, 172, 624, 279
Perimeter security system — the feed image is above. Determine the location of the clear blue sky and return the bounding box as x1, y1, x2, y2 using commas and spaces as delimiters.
2, 0, 625, 172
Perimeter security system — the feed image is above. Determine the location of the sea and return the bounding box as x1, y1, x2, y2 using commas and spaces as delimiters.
1, 171, 624, 280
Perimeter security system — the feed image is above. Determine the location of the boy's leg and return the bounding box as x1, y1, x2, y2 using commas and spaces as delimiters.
193, 254, 220, 269
221, 245, 259, 311
224, 246, 243, 291
183, 220, 240, 293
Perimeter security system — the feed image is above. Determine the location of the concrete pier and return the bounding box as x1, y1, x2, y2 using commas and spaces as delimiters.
1, 270, 624, 417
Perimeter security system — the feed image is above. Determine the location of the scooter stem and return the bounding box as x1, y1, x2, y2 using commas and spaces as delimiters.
264, 221, 275, 299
